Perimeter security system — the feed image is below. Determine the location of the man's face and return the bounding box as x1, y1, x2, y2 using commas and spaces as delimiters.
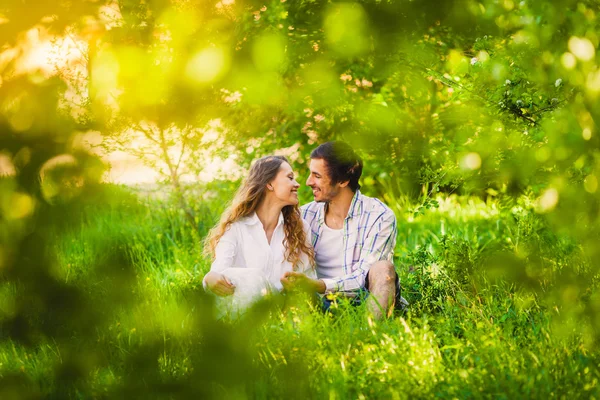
306, 158, 340, 202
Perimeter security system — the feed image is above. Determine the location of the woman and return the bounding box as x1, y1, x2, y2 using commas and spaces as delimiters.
203, 155, 315, 301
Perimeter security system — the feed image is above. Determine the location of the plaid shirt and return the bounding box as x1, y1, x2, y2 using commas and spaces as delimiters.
301, 190, 397, 293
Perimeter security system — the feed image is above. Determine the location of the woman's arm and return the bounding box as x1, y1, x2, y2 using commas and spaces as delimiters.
204, 271, 236, 296
203, 226, 238, 296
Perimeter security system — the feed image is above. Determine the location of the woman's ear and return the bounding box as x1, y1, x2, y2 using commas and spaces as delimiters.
267, 184, 274, 191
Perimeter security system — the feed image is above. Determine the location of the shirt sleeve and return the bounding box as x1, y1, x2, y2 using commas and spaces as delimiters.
202, 225, 238, 290
321, 210, 397, 293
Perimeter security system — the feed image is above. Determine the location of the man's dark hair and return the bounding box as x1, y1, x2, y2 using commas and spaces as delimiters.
310, 141, 363, 192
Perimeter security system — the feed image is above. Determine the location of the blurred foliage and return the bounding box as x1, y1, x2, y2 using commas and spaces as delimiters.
1, 0, 600, 397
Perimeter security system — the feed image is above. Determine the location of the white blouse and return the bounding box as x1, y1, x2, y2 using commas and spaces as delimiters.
203, 212, 315, 292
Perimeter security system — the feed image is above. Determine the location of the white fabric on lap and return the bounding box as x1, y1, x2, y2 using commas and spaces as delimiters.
216, 267, 272, 318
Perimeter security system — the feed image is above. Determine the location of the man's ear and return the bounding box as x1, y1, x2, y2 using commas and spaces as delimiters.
339, 180, 350, 188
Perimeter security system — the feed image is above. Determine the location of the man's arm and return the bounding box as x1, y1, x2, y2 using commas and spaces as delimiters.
282, 209, 397, 294
321, 210, 397, 293
281, 271, 326, 293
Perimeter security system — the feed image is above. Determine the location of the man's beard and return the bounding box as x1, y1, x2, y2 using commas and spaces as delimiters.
315, 184, 339, 203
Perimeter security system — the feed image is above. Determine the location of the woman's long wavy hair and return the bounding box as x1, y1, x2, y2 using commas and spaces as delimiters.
204, 155, 314, 270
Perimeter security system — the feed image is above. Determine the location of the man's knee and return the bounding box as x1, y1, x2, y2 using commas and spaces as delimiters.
368, 261, 396, 285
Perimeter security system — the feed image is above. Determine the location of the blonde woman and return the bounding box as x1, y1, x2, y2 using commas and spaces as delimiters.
203, 156, 315, 302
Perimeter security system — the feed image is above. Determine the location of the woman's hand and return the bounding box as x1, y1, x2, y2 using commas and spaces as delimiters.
205, 272, 236, 296
280, 272, 325, 294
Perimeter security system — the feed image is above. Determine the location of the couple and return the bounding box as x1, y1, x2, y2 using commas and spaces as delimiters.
203, 141, 406, 319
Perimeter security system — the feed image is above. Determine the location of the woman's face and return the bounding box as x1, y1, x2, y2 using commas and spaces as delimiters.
270, 162, 300, 206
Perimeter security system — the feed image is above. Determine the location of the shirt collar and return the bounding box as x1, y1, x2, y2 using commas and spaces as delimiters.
318, 189, 363, 224
347, 190, 362, 219
240, 211, 284, 227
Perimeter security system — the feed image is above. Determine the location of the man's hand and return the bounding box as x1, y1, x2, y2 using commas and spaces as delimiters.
280, 272, 326, 294
205, 272, 236, 296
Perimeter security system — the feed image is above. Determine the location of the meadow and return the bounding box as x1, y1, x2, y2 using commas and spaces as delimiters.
1, 182, 597, 399
2, 0, 600, 397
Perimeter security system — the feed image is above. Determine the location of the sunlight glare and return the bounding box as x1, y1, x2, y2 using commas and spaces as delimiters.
98, 1, 123, 30
15, 27, 87, 76
104, 152, 161, 185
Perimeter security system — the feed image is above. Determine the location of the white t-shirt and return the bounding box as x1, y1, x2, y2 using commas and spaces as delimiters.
315, 223, 344, 280
203, 212, 315, 292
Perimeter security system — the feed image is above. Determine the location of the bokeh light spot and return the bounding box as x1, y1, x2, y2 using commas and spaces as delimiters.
536, 188, 559, 213
252, 34, 286, 72
535, 147, 550, 162
185, 47, 229, 84
568, 37, 595, 61
586, 70, 600, 94
324, 3, 369, 57
477, 50, 490, 62
582, 127, 592, 140
447, 50, 469, 75
461, 153, 482, 170
40, 154, 84, 203
584, 175, 598, 193
6, 193, 35, 220
91, 50, 120, 94
560, 52, 576, 69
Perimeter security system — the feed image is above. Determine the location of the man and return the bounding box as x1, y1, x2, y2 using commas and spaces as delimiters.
281, 141, 407, 319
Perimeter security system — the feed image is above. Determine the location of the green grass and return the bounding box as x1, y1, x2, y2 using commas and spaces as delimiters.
0, 183, 598, 398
